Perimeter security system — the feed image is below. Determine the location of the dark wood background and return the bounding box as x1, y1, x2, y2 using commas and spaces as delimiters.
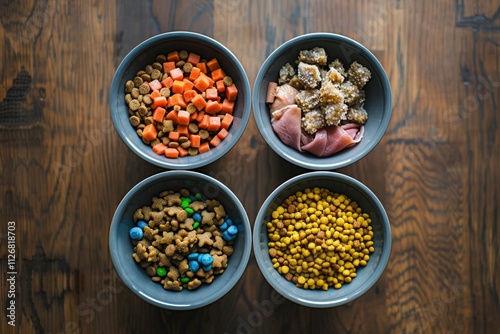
1, 0, 499, 333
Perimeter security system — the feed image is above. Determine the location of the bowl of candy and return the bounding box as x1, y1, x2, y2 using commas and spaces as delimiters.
110, 31, 251, 169
252, 32, 392, 170
253, 171, 391, 307
109, 171, 252, 310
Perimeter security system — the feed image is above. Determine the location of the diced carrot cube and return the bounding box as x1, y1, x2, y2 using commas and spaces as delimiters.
149, 79, 162, 91
187, 52, 201, 65
206, 58, 220, 72
152, 107, 166, 123
169, 68, 184, 81
207, 116, 221, 132
205, 87, 219, 101
165, 147, 179, 158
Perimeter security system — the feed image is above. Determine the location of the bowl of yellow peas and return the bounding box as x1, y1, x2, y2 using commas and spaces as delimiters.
253, 171, 391, 307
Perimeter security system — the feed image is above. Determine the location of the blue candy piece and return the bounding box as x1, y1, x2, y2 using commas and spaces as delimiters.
222, 230, 236, 241
192, 213, 202, 223
199, 254, 213, 266
203, 265, 212, 272
219, 222, 229, 232
227, 225, 238, 235
129, 227, 143, 240
187, 252, 199, 261
189, 260, 200, 272
137, 220, 148, 229
190, 194, 196, 201
226, 218, 233, 226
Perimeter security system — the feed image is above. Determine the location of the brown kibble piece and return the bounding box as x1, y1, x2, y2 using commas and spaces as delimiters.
197, 231, 214, 247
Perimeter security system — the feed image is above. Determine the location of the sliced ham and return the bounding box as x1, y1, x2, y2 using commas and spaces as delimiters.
271, 104, 364, 157
271, 105, 302, 150
269, 84, 299, 113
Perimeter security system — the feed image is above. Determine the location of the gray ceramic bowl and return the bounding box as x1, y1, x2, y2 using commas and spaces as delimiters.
252, 33, 392, 170
109, 171, 252, 310
253, 171, 391, 307
110, 31, 251, 169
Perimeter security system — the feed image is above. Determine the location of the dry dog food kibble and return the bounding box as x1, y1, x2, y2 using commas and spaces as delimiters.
266, 187, 374, 290
124, 51, 238, 158
130, 189, 238, 291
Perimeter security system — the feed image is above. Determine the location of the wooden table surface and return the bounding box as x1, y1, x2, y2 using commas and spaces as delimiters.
1, 0, 499, 333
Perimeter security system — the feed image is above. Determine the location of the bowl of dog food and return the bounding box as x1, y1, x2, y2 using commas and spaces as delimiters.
110, 31, 251, 169
109, 170, 252, 310
253, 171, 391, 307
252, 32, 392, 170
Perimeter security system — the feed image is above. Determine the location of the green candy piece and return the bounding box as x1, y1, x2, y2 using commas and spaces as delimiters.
185, 207, 194, 216
195, 193, 202, 200
156, 267, 167, 277
193, 221, 200, 229
181, 199, 190, 208
180, 277, 189, 284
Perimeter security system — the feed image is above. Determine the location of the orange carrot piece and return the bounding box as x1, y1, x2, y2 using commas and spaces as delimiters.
165, 147, 179, 158
166, 110, 178, 124
182, 78, 194, 91
149, 79, 162, 91
196, 62, 208, 74
150, 90, 161, 99
183, 89, 197, 103
217, 128, 229, 139
168, 93, 187, 109
177, 124, 189, 136
188, 66, 201, 81
190, 134, 201, 148
196, 110, 205, 122
199, 72, 215, 86
152, 107, 166, 123
152, 96, 168, 109
177, 110, 190, 126
161, 77, 174, 89
190, 111, 199, 121
152, 142, 167, 155
221, 113, 234, 129
169, 68, 184, 81
142, 124, 157, 141
198, 114, 210, 129
176, 146, 188, 157
205, 87, 219, 101
211, 68, 226, 82
207, 116, 221, 132
168, 131, 180, 141
172, 80, 185, 94
215, 80, 226, 93
198, 141, 210, 153
205, 100, 222, 115
210, 135, 222, 147
191, 94, 207, 111
226, 83, 238, 101
206, 58, 220, 71
167, 51, 180, 62
163, 61, 176, 73
187, 52, 201, 65
194, 75, 211, 92
221, 99, 235, 114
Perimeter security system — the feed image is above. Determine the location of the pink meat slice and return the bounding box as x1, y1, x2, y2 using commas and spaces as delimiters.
300, 123, 364, 157
271, 104, 302, 151
269, 84, 299, 113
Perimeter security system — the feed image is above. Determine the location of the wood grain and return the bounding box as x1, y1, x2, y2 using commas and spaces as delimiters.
1, 0, 499, 333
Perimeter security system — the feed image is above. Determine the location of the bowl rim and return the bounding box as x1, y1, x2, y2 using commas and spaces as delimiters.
252, 171, 392, 307
110, 31, 251, 169
251, 32, 392, 170
109, 170, 252, 310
